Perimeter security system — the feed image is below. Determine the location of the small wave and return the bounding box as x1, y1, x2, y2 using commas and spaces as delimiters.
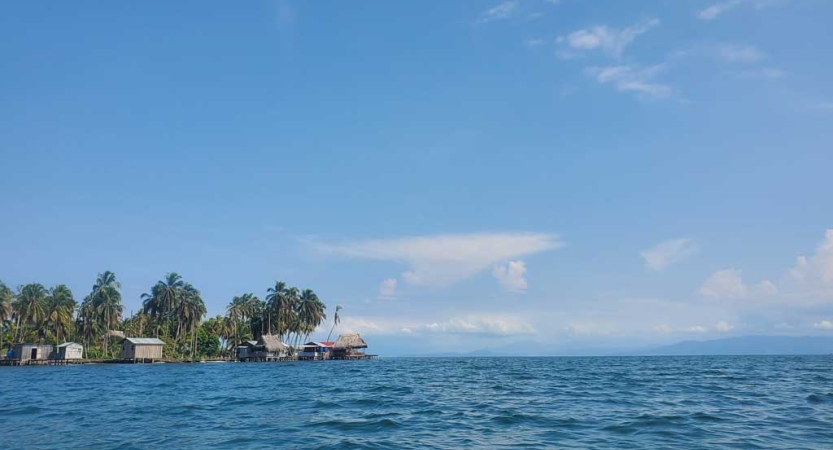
309, 418, 402, 432
0, 406, 42, 416
691, 412, 723, 422
806, 393, 833, 404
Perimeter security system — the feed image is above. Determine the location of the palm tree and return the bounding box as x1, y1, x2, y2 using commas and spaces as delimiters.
265, 281, 287, 336
45, 285, 76, 346
13, 283, 48, 343
87, 271, 123, 357
0, 281, 13, 352
297, 289, 326, 344
327, 305, 342, 342
180, 284, 206, 359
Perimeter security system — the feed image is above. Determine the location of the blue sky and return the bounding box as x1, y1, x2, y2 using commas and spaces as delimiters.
1, 0, 831, 355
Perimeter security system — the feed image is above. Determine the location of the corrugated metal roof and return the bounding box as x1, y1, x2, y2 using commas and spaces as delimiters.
124, 337, 166, 345
57, 342, 81, 348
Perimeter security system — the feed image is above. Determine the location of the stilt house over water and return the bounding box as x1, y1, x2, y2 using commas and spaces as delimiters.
300, 341, 334, 360
331, 333, 369, 359
11, 343, 53, 364
57, 342, 83, 360
247, 335, 288, 361
119, 337, 165, 362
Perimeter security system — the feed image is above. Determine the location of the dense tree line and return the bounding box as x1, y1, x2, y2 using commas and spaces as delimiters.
0, 272, 337, 360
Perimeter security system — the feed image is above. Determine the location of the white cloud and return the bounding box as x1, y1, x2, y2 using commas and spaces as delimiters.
699, 0, 744, 20
564, 322, 619, 336
313, 232, 562, 287
755, 279, 778, 296
732, 67, 784, 80
814, 320, 833, 330
585, 64, 671, 99
378, 278, 397, 297
525, 38, 544, 48
685, 325, 709, 333
700, 269, 749, 298
790, 256, 810, 280
715, 321, 734, 332
641, 238, 698, 271
421, 315, 536, 337
789, 230, 833, 284
652, 324, 673, 334
717, 44, 767, 62
336, 316, 398, 336
493, 260, 528, 293
558, 19, 659, 59
700, 268, 777, 299
699, 0, 790, 20
477, 1, 519, 23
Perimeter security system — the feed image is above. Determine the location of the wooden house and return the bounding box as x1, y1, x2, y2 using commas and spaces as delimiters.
57, 342, 83, 360
235, 340, 258, 361
299, 341, 334, 360
11, 343, 53, 364
248, 335, 288, 361
331, 334, 369, 359
119, 337, 165, 362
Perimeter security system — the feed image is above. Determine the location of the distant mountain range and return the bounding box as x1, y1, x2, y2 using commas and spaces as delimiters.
636, 335, 833, 356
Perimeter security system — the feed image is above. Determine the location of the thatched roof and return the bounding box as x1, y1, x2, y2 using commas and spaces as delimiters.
257, 334, 288, 352
333, 333, 368, 350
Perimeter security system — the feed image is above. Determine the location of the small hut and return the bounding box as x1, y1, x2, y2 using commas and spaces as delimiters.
299, 341, 334, 360
235, 340, 258, 361
11, 343, 54, 364
250, 335, 288, 361
331, 334, 369, 359
119, 337, 165, 362
57, 342, 83, 360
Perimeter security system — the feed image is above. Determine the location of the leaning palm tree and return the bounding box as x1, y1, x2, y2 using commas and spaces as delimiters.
327, 305, 342, 342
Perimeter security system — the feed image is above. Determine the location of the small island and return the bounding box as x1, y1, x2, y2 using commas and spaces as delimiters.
0, 271, 374, 365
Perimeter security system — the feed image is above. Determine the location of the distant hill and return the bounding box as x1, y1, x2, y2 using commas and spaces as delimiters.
638, 335, 833, 356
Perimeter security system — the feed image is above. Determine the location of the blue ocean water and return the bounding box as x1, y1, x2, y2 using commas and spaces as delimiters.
1, 356, 832, 449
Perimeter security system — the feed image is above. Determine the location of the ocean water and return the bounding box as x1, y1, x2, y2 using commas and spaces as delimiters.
1, 356, 832, 449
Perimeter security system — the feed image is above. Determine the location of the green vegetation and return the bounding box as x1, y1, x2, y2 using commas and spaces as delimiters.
0, 272, 331, 360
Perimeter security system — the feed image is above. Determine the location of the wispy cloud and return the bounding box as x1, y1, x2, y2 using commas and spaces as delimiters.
717, 44, 767, 62
378, 278, 397, 298
641, 238, 698, 271
493, 260, 528, 292
558, 18, 660, 59
312, 232, 562, 287
585, 64, 671, 99
419, 315, 536, 337
699, 0, 744, 20
699, 0, 790, 20
525, 38, 544, 48
731, 67, 785, 80
477, 1, 519, 24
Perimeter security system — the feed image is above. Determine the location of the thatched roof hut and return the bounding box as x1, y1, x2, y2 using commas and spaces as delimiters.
257, 334, 288, 352
333, 333, 368, 350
